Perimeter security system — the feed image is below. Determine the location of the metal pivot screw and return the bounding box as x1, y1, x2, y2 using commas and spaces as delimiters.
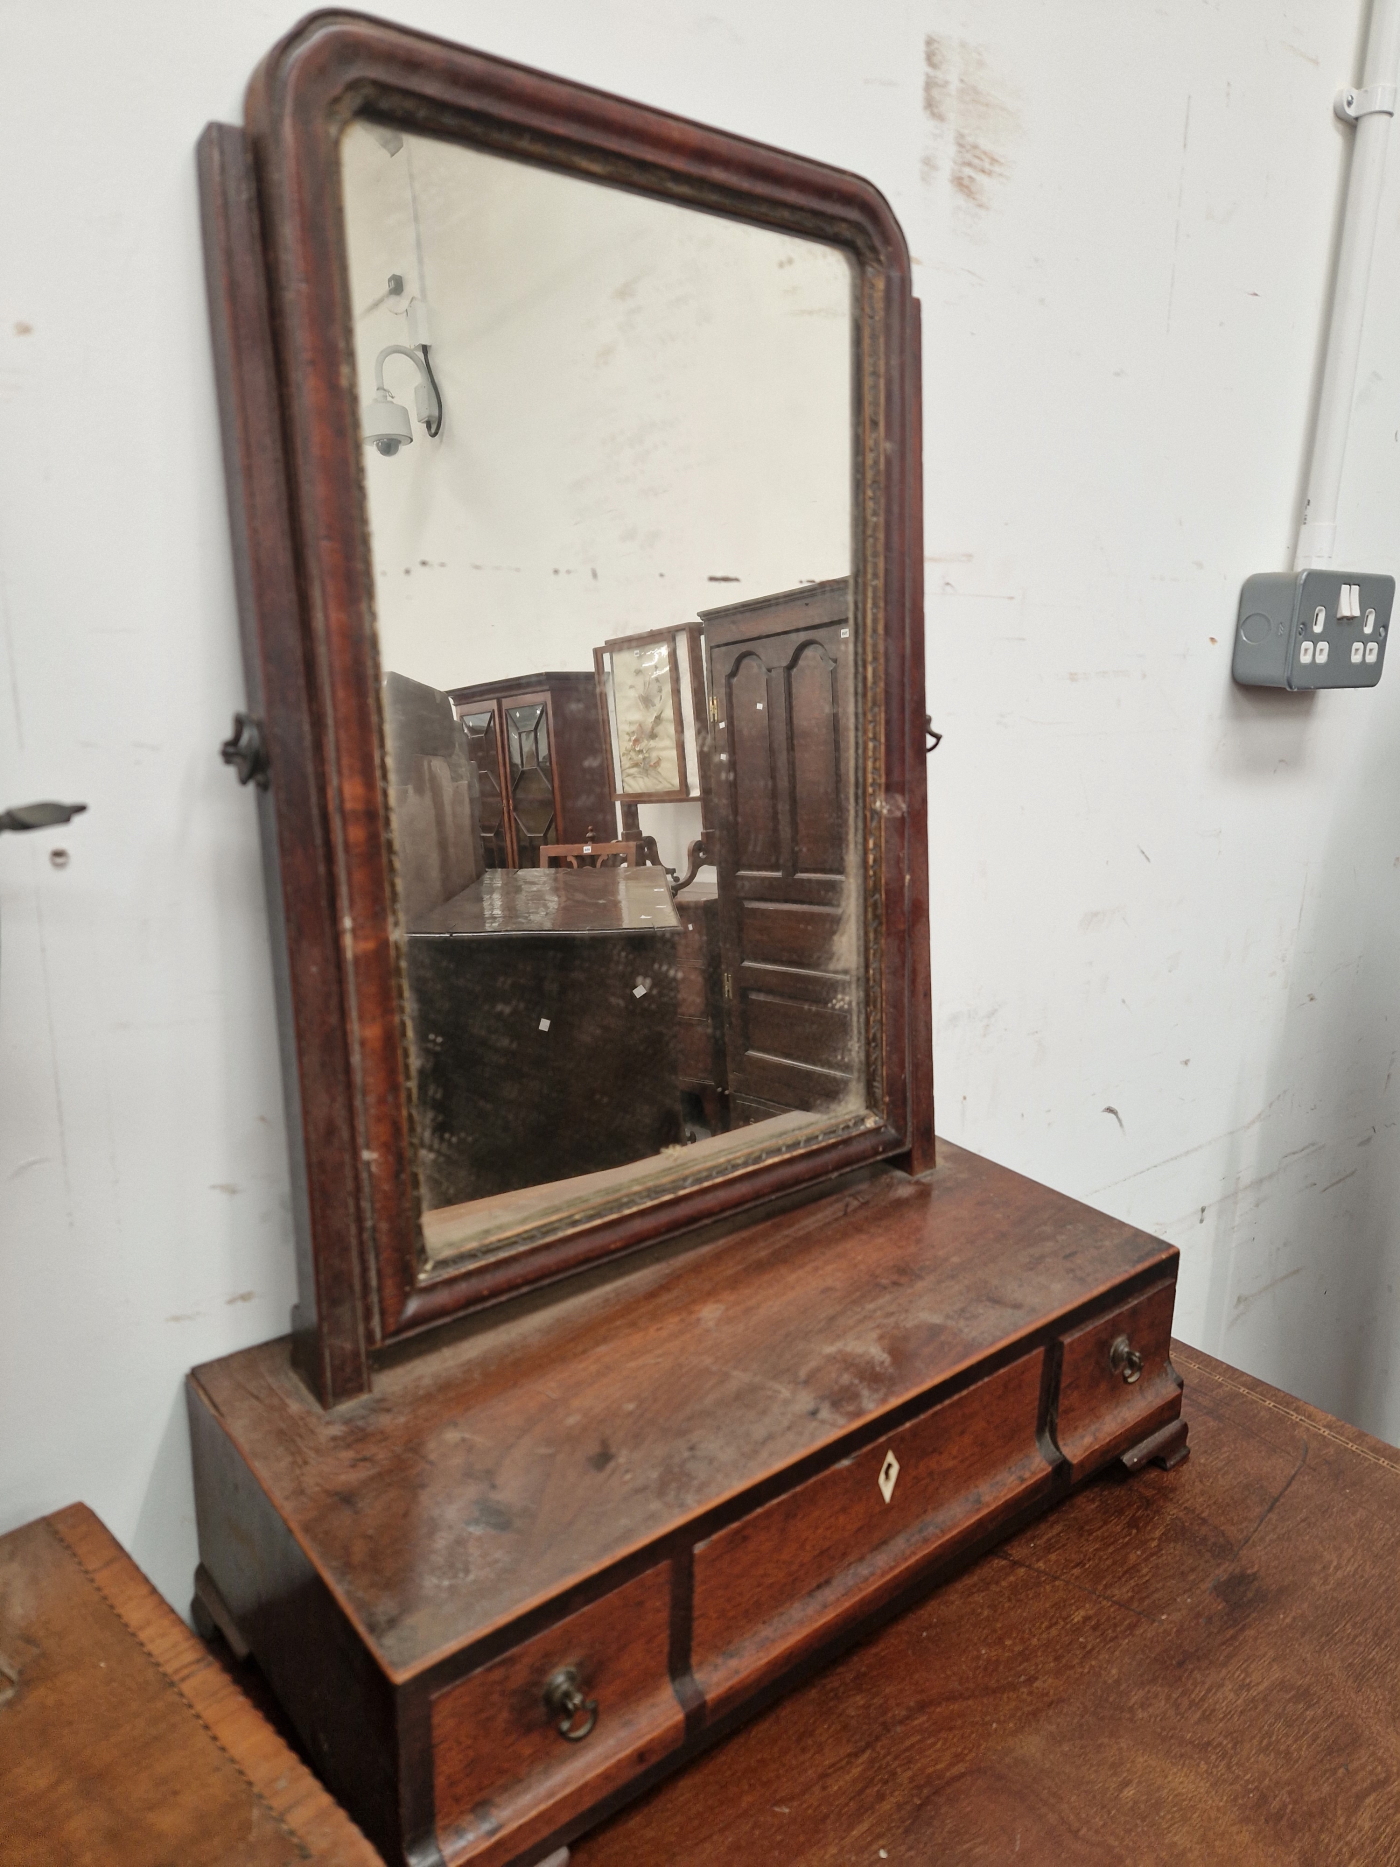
221, 712, 271, 790
1108, 1334, 1144, 1385
543, 1665, 598, 1742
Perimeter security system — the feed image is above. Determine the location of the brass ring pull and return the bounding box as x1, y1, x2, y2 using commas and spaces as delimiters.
1108, 1334, 1144, 1385
543, 1665, 598, 1742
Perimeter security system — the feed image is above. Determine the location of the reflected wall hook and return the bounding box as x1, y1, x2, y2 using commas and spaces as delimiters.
924, 715, 943, 754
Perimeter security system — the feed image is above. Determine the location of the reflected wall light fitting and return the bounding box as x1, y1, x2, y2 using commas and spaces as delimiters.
363, 298, 443, 456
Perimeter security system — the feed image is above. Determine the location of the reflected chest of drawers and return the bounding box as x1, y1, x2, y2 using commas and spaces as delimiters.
673, 879, 726, 1129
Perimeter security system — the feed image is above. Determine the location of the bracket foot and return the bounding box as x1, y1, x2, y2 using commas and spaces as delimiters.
1120, 1417, 1190, 1473
191, 1562, 251, 1660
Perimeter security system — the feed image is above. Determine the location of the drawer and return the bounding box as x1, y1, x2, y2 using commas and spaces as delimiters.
690, 1351, 1050, 1721
675, 960, 709, 1022
432, 1563, 682, 1864
677, 896, 716, 950
743, 992, 851, 1072
1054, 1280, 1181, 1479
731, 1092, 788, 1127
740, 899, 842, 970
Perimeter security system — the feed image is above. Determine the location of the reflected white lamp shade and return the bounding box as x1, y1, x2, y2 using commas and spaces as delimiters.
363, 388, 413, 456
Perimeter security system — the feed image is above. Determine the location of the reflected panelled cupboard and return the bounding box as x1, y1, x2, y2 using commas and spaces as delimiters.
192, 14, 1187, 1866
703, 579, 857, 1124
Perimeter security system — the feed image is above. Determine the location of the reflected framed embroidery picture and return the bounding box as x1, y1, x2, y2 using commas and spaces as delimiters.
594, 627, 692, 801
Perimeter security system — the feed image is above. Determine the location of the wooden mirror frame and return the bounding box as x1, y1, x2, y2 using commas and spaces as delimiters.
202, 8, 932, 1407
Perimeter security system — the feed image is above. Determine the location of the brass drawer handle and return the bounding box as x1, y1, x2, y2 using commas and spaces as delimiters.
543, 1665, 598, 1742
1108, 1334, 1144, 1385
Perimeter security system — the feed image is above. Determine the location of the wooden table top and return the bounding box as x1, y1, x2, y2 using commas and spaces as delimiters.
0, 1504, 380, 1867
412, 867, 680, 937
572, 1343, 1400, 1864
21, 1342, 1394, 1864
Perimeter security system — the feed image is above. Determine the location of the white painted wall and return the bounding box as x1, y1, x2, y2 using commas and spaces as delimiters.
341, 123, 852, 693
2, 0, 1398, 1616
340, 120, 849, 876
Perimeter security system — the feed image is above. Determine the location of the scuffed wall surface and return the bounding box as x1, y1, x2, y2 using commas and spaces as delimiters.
916, 2, 1400, 1440
0, 0, 1396, 1614
341, 121, 852, 691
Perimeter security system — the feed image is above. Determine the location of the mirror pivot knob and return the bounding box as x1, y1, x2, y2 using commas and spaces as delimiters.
221, 712, 270, 790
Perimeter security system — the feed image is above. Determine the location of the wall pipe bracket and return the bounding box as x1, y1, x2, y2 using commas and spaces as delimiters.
1335, 83, 1397, 121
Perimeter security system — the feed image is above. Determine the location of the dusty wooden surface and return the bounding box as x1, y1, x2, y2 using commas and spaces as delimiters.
571, 1343, 1400, 1864
412, 867, 680, 937
0, 1503, 380, 1867
191, 1144, 1175, 1678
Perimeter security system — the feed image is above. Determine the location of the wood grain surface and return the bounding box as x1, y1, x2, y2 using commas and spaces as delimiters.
689, 1349, 1050, 1720
191, 1143, 1176, 1680
1055, 1277, 1180, 1476
0, 1504, 380, 1867
432, 1562, 682, 1863
198, 120, 372, 1405
572, 1344, 1400, 1865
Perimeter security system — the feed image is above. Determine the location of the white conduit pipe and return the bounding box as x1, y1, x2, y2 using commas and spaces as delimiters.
1295, 0, 1400, 571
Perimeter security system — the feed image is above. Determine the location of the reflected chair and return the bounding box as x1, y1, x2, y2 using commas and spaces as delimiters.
540, 835, 644, 869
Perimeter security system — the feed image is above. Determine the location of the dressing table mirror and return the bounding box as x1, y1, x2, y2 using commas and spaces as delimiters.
190, 14, 1187, 1865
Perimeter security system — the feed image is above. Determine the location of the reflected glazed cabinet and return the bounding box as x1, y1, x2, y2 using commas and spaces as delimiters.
188, 1145, 1187, 1867
447, 673, 615, 870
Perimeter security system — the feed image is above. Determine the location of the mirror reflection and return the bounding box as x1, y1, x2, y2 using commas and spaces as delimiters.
341, 121, 865, 1266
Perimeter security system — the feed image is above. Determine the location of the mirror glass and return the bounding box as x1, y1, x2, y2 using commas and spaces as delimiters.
340, 121, 868, 1270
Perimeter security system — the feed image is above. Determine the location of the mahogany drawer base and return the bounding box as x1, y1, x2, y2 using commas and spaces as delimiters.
188, 1144, 1186, 1867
